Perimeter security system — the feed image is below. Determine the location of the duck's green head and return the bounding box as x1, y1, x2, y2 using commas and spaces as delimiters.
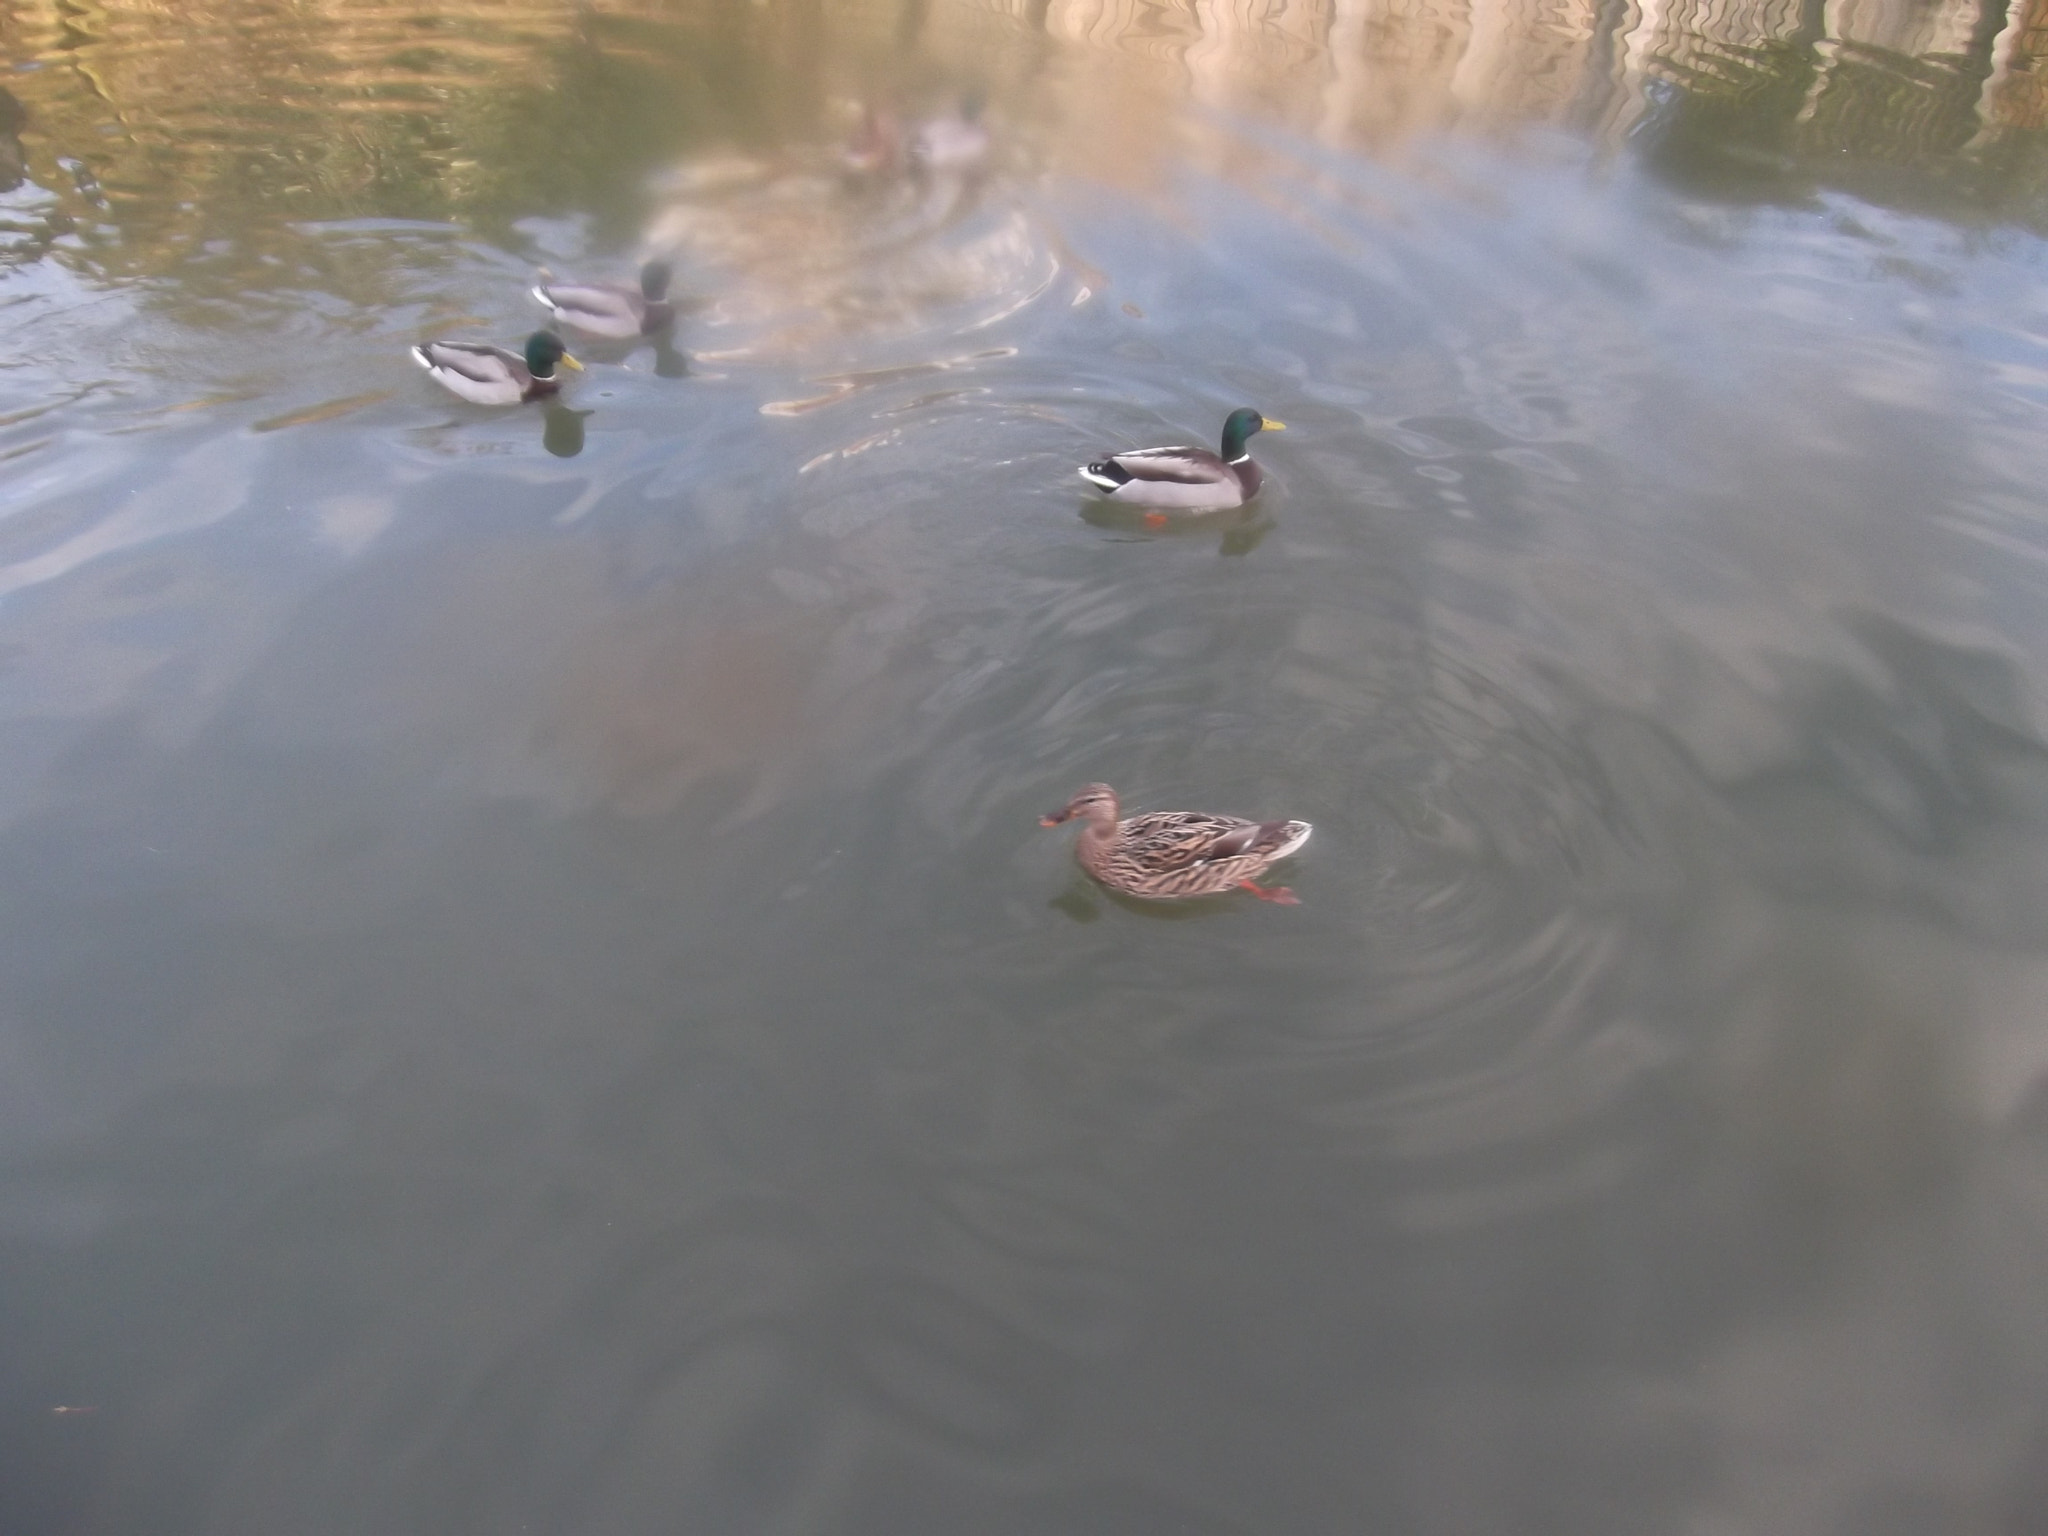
1221, 407, 1285, 460
524, 330, 582, 380
639, 260, 673, 301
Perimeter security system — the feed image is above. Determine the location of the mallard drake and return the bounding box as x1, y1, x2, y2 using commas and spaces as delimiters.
909, 93, 989, 176
531, 261, 676, 339
1080, 408, 1285, 518
411, 330, 581, 405
1041, 782, 1311, 903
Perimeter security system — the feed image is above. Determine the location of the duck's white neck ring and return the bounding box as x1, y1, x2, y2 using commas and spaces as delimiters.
1227, 452, 1251, 465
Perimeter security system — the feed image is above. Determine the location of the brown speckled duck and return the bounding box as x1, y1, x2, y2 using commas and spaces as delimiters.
1040, 783, 1311, 903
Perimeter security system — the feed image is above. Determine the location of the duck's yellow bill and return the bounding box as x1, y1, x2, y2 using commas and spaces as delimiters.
1262, 418, 1287, 430
561, 354, 585, 371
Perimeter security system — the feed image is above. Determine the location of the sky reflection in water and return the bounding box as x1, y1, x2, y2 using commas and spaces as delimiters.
2, 0, 2048, 1532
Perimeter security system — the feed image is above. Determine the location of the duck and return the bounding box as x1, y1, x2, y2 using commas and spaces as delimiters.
842, 103, 904, 178
410, 330, 582, 405
1079, 407, 1285, 518
1040, 783, 1311, 903
909, 93, 989, 176
531, 261, 677, 339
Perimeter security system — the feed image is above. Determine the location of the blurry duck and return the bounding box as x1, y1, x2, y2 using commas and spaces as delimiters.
909, 93, 989, 177
841, 103, 904, 179
531, 261, 677, 339
1041, 783, 1311, 904
411, 330, 581, 405
1080, 408, 1285, 519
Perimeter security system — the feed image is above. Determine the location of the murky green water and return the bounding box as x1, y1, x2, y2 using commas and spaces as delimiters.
4, 0, 2048, 1530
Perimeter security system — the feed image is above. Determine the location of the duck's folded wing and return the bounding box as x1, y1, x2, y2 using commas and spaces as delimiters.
1206, 818, 1311, 860
1203, 822, 1268, 860
535, 281, 632, 314
416, 342, 515, 384
1126, 812, 1255, 869
1108, 447, 1228, 483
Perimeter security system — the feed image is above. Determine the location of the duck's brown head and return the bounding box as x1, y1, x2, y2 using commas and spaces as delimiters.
1040, 782, 1119, 827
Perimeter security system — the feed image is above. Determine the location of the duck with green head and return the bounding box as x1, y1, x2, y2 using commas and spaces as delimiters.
1080, 407, 1286, 519
532, 260, 677, 340
411, 330, 582, 406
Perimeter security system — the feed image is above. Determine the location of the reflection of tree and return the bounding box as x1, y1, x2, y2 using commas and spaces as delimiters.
1020, 0, 2048, 223
1628, 0, 2048, 224
0, 84, 24, 192
0, 0, 868, 281
4, 0, 2048, 278
1634, 36, 1827, 199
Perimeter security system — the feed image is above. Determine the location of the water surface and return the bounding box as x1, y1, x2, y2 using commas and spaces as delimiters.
4, 0, 2048, 1531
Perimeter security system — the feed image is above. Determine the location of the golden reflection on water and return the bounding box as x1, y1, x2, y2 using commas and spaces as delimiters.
2, 0, 2047, 284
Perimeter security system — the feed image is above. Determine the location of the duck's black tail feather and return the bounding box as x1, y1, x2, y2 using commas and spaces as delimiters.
1080, 458, 1131, 492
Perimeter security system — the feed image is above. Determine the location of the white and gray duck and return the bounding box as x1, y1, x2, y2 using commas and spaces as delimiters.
531, 260, 678, 340
1041, 782, 1311, 904
909, 93, 990, 176
411, 330, 582, 406
1079, 407, 1286, 523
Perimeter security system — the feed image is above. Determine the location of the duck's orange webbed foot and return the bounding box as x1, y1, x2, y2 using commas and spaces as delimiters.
1238, 880, 1299, 905
1143, 512, 1169, 529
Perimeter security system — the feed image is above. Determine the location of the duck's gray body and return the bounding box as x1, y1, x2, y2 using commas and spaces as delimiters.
411, 341, 556, 405
531, 263, 676, 339
1079, 408, 1282, 512
1079, 446, 1260, 510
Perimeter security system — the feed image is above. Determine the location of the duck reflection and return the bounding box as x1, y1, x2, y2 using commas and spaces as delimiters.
1079, 498, 1274, 556
1049, 874, 1247, 923
651, 330, 689, 379
542, 403, 593, 458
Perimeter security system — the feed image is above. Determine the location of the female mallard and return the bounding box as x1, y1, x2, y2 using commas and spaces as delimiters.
1079, 407, 1285, 516
1041, 782, 1311, 903
411, 330, 581, 405
531, 261, 676, 339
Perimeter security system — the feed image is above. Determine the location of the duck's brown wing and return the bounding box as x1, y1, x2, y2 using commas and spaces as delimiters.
1118, 811, 1261, 871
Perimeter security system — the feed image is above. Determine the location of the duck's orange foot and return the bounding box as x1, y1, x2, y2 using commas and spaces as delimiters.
1143, 512, 1169, 529
1238, 880, 1299, 905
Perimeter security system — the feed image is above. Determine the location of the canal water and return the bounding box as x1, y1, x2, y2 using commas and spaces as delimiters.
3, 0, 2048, 1530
